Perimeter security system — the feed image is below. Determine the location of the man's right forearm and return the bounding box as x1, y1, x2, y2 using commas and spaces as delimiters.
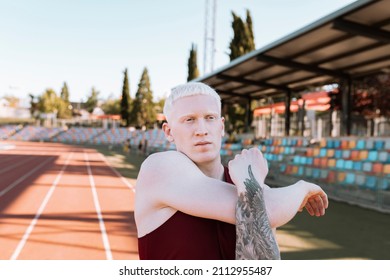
235, 165, 280, 260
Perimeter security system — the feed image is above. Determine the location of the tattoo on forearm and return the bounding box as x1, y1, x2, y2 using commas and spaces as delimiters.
235, 165, 281, 260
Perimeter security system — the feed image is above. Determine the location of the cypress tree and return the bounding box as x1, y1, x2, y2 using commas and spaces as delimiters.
229, 9, 256, 61
120, 68, 131, 126
130, 67, 156, 128
85, 87, 99, 113
246, 10, 255, 52
58, 82, 72, 119
187, 43, 200, 81
228, 9, 256, 132
60, 82, 70, 102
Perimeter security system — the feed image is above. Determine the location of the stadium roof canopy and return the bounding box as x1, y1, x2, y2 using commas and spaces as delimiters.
194, 0, 390, 104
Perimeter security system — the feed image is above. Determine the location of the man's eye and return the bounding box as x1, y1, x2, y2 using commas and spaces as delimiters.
207, 116, 216, 120
186, 118, 194, 122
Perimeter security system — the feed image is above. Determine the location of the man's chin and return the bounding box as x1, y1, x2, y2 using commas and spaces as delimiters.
190, 152, 220, 165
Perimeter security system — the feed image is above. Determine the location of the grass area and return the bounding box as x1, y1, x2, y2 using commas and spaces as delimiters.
92, 144, 390, 260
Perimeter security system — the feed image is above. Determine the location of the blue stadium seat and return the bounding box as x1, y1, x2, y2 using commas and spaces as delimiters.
385, 139, 390, 150
366, 139, 374, 150
375, 140, 385, 150
363, 162, 373, 172
368, 151, 378, 161
356, 174, 366, 187
336, 159, 345, 169
345, 173, 356, 185
379, 178, 389, 190
353, 161, 363, 171
345, 160, 354, 170
356, 139, 365, 150
366, 176, 377, 189
378, 151, 388, 163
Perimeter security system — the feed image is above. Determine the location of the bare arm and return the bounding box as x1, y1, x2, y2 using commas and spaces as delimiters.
263, 180, 328, 228
135, 151, 237, 236
229, 148, 328, 229
235, 165, 280, 259
135, 150, 328, 236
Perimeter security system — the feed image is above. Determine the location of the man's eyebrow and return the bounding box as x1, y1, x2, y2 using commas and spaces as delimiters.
177, 111, 220, 119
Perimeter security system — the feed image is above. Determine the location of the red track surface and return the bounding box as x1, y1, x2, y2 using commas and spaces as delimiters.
0, 141, 138, 260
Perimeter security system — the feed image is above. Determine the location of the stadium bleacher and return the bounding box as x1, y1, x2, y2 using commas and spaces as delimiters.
0, 125, 21, 140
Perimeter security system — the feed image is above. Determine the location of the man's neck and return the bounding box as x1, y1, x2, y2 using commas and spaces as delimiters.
196, 160, 225, 181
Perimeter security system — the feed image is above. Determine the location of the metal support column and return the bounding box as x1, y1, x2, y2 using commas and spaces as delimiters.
340, 78, 352, 136
285, 89, 292, 136
245, 97, 252, 132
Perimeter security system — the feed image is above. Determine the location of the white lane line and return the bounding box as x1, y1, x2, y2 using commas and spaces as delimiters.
0, 156, 54, 198
84, 152, 113, 260
98, 153, 135, 193
10, 152, 73, 260
0, 144, 15, 150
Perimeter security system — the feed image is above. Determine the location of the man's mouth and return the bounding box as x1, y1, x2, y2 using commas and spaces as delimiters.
195, 141, 212, 146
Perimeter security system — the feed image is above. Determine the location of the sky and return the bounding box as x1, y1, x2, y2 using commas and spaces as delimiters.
0, 0, 357, 104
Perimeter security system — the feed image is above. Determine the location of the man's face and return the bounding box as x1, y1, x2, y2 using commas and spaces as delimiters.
163, 94, 225, 165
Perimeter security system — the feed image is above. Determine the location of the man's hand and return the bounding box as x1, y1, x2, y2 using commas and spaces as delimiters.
228, 148, 268, 193
228, 148, 280, 259
296, 180, 329, 217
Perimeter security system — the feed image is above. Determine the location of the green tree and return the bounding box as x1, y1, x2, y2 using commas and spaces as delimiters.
85, 87, 99, 113
37, 89, 60, 118
187, 43, 200, 81
57, 82, 72, 119
60, 82, 70, 102
120, 68, 131, 126
229, 9, 256, 61
227, 9, 256, 132
101, 96, 121, 115
225, 103, 246, 134
29, 94, 39, 119
130, 67, 156, 128
246, 10, 255, 51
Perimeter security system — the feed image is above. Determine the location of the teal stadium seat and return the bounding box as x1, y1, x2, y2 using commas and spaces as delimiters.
385, 139, 390, 150
375, 140, 384, 150
356, 139, 365, 150
345, 173, 356, 185
379, 151, 388, 163
379, 178, 389, 190
366, 139, 374, 150
336, 159, 345, 169
368, 151, 378, 161
366, 176, 377, 189
356, 174, 366, 187
353, 161, 363, 171
363, 162, 373, 172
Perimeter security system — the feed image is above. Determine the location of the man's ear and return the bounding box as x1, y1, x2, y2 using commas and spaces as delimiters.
162, 122, 174, 142
221, 117, 225, 137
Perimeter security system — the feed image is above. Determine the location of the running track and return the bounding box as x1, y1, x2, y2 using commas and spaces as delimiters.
0, 141, 138, 260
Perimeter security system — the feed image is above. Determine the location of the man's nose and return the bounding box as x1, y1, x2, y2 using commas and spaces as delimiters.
195, 119, 208, 136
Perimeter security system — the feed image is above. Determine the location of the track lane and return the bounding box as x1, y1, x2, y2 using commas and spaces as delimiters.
0, 141, 138, 260
85, 149, 138, 260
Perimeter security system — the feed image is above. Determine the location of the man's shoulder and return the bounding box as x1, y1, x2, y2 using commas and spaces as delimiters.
142, 151, 191, 170
146, 150, 186, 161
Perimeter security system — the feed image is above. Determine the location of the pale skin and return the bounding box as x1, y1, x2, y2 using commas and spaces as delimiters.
135, 94, 328, 259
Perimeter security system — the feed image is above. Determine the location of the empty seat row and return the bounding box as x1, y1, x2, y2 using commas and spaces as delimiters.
262, 137, 310, 147
281, 164, 389, 190
320, 138, 390, 150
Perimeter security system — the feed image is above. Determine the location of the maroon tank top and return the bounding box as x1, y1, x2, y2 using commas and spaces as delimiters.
138, 167, 236, 260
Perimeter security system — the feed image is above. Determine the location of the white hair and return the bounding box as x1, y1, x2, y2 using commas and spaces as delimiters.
163, 82, 221, 121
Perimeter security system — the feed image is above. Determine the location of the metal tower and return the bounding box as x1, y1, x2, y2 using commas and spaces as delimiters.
203, 0, 217, 75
